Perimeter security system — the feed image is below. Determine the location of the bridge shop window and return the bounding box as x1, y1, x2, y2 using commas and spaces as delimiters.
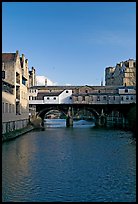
131, 96, 133, 100
97, 96, 100, 101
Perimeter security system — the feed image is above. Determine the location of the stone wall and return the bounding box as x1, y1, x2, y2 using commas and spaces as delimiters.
2, 119, 29, 134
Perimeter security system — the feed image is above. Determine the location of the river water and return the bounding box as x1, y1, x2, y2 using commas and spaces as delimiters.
2, 119, 136, 202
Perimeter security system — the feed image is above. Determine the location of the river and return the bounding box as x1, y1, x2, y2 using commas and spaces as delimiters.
2, 119, 136, 202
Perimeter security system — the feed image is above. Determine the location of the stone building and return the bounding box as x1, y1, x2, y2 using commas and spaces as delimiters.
105, 59, 136, 86
29, 66, 36, 87
2, 50, 30, 134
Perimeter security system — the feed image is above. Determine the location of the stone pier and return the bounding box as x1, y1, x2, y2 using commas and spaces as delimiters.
66, 107, 73, 127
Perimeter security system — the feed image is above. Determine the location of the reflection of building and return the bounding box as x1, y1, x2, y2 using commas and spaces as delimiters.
2, 50, 30, 134
105, 59, 136, 86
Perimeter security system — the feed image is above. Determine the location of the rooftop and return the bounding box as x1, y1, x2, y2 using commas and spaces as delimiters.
2, 53, 16, 62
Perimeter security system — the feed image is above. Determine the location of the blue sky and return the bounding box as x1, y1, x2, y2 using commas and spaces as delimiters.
2, 2, 136, 86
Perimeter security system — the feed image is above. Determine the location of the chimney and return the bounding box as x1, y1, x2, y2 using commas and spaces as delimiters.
16, 50, 19, 56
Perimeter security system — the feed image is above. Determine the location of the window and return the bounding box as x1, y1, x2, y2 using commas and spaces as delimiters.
9, 104, 12, 113
97, 96, 100, 101
103, 96, 106, 100
126, 96, 129, 100
53, 97, 56, 100
47, 97, 50, 100
5, 103, 8, 113
113, 96, 115, 100
131, 96, 133, 100
70, 97, 72, 100
2, 71, 5, 79
32, 97, 36, 100
22, 77, 26, 85
29, 96, 31, 100
2, 102, 4, 113
85, 90, 88, 93
12, 104, 14, 113
82, 96, 85, 101
121, 97, 123, 101
125, 89, 128, 93
98, 90, 100, 93
66, 90, 69, 93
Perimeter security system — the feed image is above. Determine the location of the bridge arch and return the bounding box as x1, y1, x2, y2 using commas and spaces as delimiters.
36, 107, 68, 120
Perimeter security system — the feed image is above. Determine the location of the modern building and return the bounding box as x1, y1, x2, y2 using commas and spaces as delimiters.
2, 50, 30, 134
105, 59, 136, 86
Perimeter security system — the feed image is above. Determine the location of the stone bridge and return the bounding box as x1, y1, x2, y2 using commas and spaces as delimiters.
35, 103, 133, 128
29, 85, 136, 128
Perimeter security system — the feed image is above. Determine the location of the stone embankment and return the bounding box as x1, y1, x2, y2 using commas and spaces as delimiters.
2, 116, 45, 142
2, 124, 35, 142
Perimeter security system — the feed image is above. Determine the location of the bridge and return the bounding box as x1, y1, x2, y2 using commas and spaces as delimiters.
29, 85, 136, 128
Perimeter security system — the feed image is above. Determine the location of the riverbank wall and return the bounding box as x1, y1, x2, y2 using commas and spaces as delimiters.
2, 124, 35, 142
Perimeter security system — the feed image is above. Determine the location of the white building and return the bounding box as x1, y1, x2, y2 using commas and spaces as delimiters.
29, 89, 72, 105
36, 76, 57, 86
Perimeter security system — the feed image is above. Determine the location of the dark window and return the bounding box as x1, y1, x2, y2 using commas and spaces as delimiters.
47, 97, 50, 100
125, 89, 128, 93
103, 96, 106, 100
113, 96, 115, 100
70, 97, 72, 100
97, 96, 100, 101
82, 96, 85, 101
126, 97, 129, 100
98, 90, 100, 93
131, 96, 133, 100
121, 97, 123, 100
85, 90, 88, 93
2, 71, 5, 79
22, 77, 26, 85
53, 97, 56, 100
32, 97, 36, 100
66, 90, 69, 93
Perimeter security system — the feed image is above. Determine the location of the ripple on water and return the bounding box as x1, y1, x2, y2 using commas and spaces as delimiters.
2, 123, 136, 202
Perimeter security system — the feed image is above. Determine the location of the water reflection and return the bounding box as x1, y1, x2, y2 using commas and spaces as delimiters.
44, 119, 95, 128
2, 121, 136, 202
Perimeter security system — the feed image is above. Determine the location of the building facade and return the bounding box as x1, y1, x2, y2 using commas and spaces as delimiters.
2, 50, 30, 134
28, 85, 136, 110
105, 59, 136, 86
